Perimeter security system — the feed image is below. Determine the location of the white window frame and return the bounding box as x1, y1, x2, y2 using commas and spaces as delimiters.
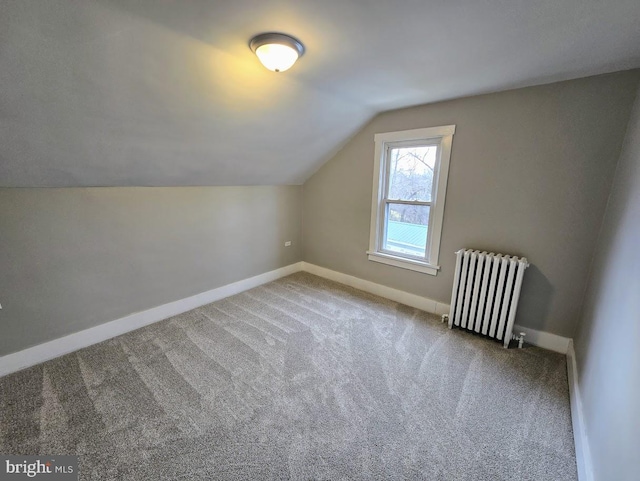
367, 125, 455, 275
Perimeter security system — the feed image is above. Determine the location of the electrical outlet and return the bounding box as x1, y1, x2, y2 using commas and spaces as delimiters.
284, 241, 292, 247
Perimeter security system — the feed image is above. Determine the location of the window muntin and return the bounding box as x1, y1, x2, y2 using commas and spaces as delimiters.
368, 126, 454, 275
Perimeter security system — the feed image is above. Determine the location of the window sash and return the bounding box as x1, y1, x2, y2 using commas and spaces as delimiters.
379, 201, 432, 262
384, 140, 440, 201
378, 202, 431, 262
378, 142, 441, 263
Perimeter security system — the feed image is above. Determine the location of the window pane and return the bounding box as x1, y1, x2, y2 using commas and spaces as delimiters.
384, 204, 430, 258
388, 146, 437, 202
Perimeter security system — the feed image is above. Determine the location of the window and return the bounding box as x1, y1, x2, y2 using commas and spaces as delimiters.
368, 125, 455, 275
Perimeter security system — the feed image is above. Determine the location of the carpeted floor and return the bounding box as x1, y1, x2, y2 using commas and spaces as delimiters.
0, 272, 577, 480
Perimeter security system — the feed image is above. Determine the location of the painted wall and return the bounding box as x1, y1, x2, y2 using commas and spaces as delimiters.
303, 71, 640, 337
0, 186, 302, 356
573, 84, 640, 480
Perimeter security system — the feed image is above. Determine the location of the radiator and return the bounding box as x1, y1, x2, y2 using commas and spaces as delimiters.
447, 249, 529, 348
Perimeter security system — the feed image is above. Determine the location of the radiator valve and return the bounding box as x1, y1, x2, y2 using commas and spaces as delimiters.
441, 314, 449, 324
512, 332, 526, 348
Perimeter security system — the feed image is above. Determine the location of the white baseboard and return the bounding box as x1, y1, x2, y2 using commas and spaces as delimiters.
0, 260, 572, 377
301, 262, 450, 316
566, 340, 594, 481
0, 262, 303, 378
301, 262, 571, 354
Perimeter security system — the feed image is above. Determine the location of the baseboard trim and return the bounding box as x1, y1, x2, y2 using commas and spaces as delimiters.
0, 262, 304, 378
301, 262, 571, 354
511, 325, 571, 354
566, 340, 594, 481
301, 262, 450, 316
0, 260, 572, 377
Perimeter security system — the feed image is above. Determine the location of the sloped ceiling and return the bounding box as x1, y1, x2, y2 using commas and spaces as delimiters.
1, 0, 640, 187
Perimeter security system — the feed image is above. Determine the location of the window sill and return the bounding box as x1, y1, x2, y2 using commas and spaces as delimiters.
366, 251, 440, 276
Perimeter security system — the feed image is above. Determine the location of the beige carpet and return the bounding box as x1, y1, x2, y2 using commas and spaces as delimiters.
0, 272, 577, 480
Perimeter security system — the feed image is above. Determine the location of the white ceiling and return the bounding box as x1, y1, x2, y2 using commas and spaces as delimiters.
1, 0, 639, 187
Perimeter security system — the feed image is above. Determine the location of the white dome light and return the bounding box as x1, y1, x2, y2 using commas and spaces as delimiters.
250, 33, 305, 72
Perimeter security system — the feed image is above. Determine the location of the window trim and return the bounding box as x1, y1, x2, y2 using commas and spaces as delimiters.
367, 125, 455, 276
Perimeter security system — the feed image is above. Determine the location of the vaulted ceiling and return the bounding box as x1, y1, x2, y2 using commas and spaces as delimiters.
2, 0, 640, 187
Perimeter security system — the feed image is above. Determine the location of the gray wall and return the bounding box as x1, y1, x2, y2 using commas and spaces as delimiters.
303, 71, 640, 337
0, 186, 302, 356
573, 84, 640, 480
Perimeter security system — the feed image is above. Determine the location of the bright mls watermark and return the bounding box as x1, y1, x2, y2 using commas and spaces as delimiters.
1, 456, 77, 480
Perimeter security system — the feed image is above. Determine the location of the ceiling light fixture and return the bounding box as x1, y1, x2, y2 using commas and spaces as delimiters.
249, 32, 305, 73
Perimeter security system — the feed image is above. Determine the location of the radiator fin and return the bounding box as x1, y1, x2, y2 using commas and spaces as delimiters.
448, 249, 529, 348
